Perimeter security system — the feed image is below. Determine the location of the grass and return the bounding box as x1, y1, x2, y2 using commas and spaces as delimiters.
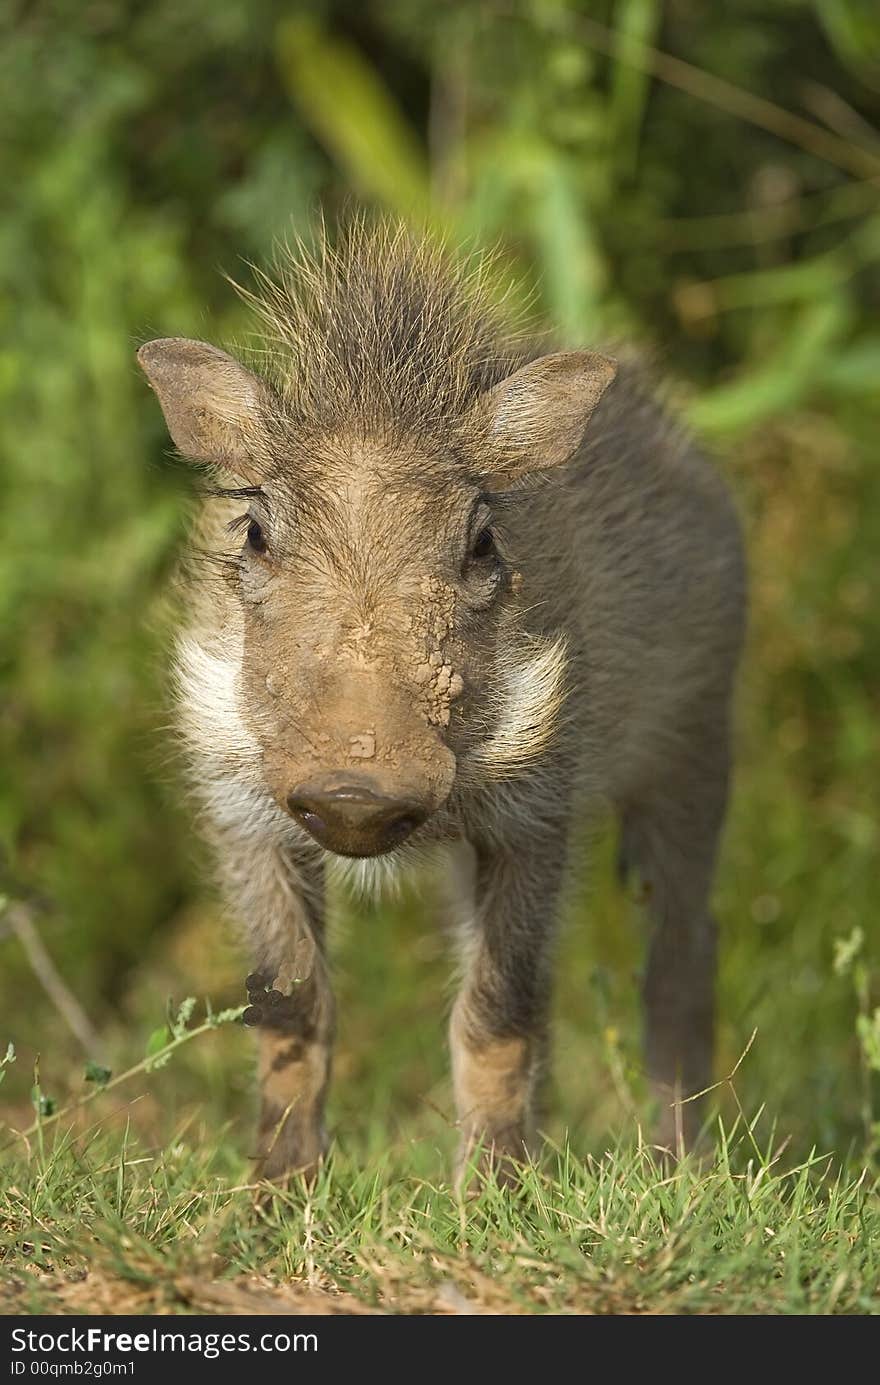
1, 991, 878, 1317
2, 1104, 877, 1316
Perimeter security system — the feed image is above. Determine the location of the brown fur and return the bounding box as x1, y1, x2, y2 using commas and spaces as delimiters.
450, 1003, 533, 1186
138, 220, 746, 1180
256, 1028, 332, 1180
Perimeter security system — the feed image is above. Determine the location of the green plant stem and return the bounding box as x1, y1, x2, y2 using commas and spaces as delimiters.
6, 1009, 245, 1149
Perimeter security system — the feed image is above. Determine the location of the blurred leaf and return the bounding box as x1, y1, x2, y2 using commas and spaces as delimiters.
856, 1009, 880, 1071
690, 296, 852, 433
276, 16, 429, 215
146, 1026, 171, 1059
31, 1088, 57, 1118
530, 151, 606, 342
825, 336, 880, 392
609, 0, 661, 175
84, 1061, 112, 1086
834, 926, 864, 975
814, 0, 880, 87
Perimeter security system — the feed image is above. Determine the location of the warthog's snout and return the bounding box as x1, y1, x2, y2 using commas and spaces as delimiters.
287, 776, 430, 857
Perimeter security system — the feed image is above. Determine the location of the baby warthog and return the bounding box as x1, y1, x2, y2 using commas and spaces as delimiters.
138, 223, 745, 1181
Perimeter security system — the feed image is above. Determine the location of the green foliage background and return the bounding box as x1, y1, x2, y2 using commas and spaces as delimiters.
1, 0, 879, 1163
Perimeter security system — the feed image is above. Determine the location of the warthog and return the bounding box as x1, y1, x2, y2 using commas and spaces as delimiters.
138, 222, 746, 1181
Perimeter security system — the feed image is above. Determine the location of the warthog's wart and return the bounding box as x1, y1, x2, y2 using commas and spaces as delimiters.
138, 221, 746, 1180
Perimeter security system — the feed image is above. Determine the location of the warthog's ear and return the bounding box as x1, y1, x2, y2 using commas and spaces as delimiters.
137, 338, 276, 481
477, 350, 617, 489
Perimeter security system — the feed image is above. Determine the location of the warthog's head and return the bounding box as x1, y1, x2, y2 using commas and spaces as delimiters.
139, 226, 615, 859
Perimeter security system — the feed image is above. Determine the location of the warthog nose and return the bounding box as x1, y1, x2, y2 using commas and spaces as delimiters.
286, 780, 429, 858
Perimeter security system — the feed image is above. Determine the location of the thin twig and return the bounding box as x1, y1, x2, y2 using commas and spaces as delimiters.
6, 903, 102, 1058
660, 177, 880, 251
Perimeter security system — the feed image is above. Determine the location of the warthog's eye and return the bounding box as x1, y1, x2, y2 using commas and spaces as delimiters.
470, 527, 496, 562
461, 505, 502, 602
246, 518, 267, 555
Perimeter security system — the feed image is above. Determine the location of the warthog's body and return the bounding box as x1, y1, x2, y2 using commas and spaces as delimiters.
139, 224, 745, 1179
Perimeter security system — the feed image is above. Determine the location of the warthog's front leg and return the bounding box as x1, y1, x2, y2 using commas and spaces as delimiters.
450, 836, 565, 1186
244, 959, 334, 1181
219, 835, 334, 1180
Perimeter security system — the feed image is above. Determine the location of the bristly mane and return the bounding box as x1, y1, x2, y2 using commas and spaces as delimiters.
235, 219, 526, 443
